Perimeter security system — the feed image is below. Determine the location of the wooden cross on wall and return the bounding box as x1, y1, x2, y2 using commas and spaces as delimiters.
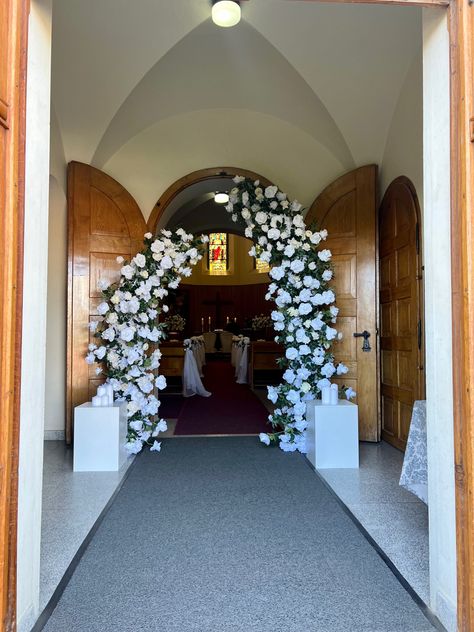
203, 292, 233, 329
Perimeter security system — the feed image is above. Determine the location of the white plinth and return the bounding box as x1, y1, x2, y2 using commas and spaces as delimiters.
73, 402, 128, 472
306, 400, 359, 469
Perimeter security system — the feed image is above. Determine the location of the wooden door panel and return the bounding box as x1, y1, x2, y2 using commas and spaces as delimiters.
307, 165, 378, 441
67, 162, 147, 443
379, 177, 424, 451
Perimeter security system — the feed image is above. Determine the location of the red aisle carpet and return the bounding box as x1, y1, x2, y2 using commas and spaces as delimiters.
174, 359, 271, 435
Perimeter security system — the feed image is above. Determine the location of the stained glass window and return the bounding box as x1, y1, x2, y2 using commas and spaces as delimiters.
255, 258, 270, 274
208, 232, 228, 275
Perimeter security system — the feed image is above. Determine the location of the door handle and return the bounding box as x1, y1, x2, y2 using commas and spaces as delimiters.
353, 330, 371, 352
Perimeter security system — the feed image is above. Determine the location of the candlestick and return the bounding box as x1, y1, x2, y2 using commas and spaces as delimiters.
322, 386, 331, 405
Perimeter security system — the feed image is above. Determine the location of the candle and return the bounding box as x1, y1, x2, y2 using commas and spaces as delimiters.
234, 317, 237, 323
208, 316, 211, 331
105, 383, 114, 405
100, 394, 109, 406
322, 386, 331, 405
201, 317, 204, 331
330, 383, 339, 405
97, 385, 107, 399
226, 316, 229, 324
91, 395, 102, 407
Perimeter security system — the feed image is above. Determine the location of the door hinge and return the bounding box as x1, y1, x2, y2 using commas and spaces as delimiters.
417, 320, 422, 350
415, 222, 420, 255
470, 117, 474, 143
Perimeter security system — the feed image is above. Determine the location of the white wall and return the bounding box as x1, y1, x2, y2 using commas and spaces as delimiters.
44, 176, 67, 438
380, 46, 423, 206
422, 10, 457, 632
16, 1, 52, 630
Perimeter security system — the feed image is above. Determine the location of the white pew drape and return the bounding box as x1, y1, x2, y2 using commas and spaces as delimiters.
236, 340, 250, 384
182, 349, 211, 398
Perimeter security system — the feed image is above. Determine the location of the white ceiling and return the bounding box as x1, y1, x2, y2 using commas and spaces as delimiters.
51, 0, 422, 220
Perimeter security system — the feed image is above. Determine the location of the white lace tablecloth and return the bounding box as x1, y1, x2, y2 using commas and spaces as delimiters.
399, 400, 428, 504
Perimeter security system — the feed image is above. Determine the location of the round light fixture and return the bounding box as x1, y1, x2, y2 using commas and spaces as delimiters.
214, 192, 229, 204
211, 1, 241, 28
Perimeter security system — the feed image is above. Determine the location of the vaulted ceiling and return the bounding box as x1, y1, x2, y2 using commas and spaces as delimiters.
51, 0, 422, 220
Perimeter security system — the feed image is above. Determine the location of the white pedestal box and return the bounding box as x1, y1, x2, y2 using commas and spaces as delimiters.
73, 402, 128, 472
306, 400, 359, 469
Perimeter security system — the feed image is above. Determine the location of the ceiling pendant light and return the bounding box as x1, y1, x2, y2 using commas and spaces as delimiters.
214, 192, 229, 204
211, 1, 241, 28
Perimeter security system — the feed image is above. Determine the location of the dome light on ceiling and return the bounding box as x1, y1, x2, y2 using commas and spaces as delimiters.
214, 192, 229, 204
211, 1, 241, 28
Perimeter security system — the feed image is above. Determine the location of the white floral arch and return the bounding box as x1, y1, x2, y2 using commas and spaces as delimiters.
87, 177, 352, 455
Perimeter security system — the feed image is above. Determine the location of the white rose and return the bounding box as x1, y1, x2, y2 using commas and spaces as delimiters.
318, 249, 332, 263
144, 232, 152, 239
97, 302, 109, 315
121, 265, 135, 280
259, 433, 271, 446
265, 185, 278, 199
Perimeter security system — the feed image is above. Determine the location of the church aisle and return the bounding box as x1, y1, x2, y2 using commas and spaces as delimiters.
174, 359, 270, 435
42, 438, 436, 632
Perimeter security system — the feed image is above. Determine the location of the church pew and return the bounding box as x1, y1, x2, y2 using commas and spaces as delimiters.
249, 341, 284, 389
159, 343, 185, 378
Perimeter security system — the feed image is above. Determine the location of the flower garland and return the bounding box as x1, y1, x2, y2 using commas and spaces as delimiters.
86, 228, 208, 454
225, 177, 352, 453
87, 177, 352, 456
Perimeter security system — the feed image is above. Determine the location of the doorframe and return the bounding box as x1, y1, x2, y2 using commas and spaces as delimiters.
3, 0, 474, 630
0, 1, 29, 630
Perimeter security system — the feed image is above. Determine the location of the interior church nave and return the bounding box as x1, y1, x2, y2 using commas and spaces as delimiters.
7, 1, 460, 631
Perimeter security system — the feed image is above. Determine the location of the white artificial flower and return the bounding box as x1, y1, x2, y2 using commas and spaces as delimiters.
97, 302, 110, 315
284, 244, 295, 257
95, 346, 106, 360
267, 385, 279, 403
337, 363, 349, 375
298, 303, 312, 316
286, 347, 298, 360
85, 352, 95, 365
133, 253, 146, 268
98, 279, 110, 291
116, 256, 124, 264
291, 200, 303, 213
345, 387, 356, 400
155, 375, 167, 390
318, 249, 332, 263
283, 369, 296, 384
325, 326, 337, 340
144, 232, 152, 239
290, 259, 305, 274
265, 185, 278, 198
255, 211, 268, 225
125, 439, 143, 455
241, 208, 251, 220
121, 264, 135, 280
150, 441, 162, 452
130, 420, 143, 432
301, 382, 311, 394
120, 327, 135, 342
322, 270, 333, 281
269, 266, 285, 281
160, 255, 173, 270
259, 433, 271, 446
267, 228, 281, 240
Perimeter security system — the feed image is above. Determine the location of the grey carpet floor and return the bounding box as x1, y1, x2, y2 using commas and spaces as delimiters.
43, 437, 435, 632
